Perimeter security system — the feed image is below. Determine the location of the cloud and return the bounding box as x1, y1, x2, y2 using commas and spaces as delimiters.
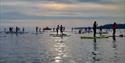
0, 0, 119, 3
78, 0, 103, 2
0, 0, 124, 21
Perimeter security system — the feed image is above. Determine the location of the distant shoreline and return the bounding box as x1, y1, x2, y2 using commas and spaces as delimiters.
74, 24, 125, 29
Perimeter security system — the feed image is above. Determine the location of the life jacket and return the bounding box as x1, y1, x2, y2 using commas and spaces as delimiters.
112, 23, 117, 29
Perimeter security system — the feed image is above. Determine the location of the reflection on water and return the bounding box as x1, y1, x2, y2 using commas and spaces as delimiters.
93, 38, 97, 51
51, 35, 79, 63
54, 38, 66, 63
112, 36, 119, 63
53, 37, 70, 63
112, 36, 116, 42
92, 38, 101, 63
86, 38, 102, 63
92, 38, 97, 63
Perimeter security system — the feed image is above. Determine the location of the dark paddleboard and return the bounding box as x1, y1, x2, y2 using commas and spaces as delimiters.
50, 34, 71, 37
5, 32, 28, 34
108, 34, 125, 37
81, 36, 109, 39
81, 34, 125, 39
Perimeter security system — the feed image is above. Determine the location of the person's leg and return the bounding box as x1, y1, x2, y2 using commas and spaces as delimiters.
94, 29, 96, 37
95, 29, 96, 37
56, 29, 58, 34
61, 30, 63, 35
114, 29, 116, 36
57, 30, 58, 34
113, 29, 115, 36
62, 31, 63, 34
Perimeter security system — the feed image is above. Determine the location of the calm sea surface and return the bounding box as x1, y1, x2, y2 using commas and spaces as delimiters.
0, 30, 125, 63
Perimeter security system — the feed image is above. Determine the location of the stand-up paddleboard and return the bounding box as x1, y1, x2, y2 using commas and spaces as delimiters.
32, 32, 43, 34
107, 35, 125, 37
5, 32, 28, 34
81, 36, 109, 39
100, 35, 125, 37
50, 34, 71, 37
96, 32, 108, 34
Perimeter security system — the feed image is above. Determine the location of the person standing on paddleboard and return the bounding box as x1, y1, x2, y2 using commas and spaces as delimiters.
56, 25, 59, 35
9, 27, 13, 33
60, 25, 63, 35
112, 22, 118, 36
99, 26, 102, 36
36, 26, 39, 33
93, 21, 98, 37
22, 27, 25, 33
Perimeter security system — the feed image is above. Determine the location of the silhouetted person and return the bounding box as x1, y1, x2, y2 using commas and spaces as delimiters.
78, 29, 82, 34
53, 28, 55, 32
85, 28, 87, 32
88, 27, 91, 33
99, 26, 102, 36
112, 22, 117, 36
60, 25, 63, 34
22, 27, 25, 33
36, 27, 39, 33
39, 28, 41, 33
93, 21, 98, 37
71, 28, 73, 32
9, 27, 13, 33
16, 27, 20, 33
56, 25, 59, 35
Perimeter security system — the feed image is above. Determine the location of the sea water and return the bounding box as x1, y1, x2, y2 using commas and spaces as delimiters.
0, 30, 125, 63
0, 18, 125, 63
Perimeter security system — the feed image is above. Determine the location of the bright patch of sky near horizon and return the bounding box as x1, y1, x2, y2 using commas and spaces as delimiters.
0, 0, 125, 26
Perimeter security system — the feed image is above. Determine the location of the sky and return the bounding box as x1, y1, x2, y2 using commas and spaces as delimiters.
0, 0, 125, 26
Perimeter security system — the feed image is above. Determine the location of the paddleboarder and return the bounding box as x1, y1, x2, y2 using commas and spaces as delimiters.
88, 27, 91, 33
112, 22, 118, 36
71, 27, 73, 32
36, 26, 39, 33
22, 27, 25, 33
16, 26, 20, 33
9, 27, 13, 33
79, 29, 82, 34
93, 21, 98, 37
56, 25, 59, 35
60, 25, 63, 35
99, 26, 102, 36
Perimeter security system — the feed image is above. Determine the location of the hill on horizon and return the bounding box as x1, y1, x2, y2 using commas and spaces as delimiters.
74, 23, 125, 29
